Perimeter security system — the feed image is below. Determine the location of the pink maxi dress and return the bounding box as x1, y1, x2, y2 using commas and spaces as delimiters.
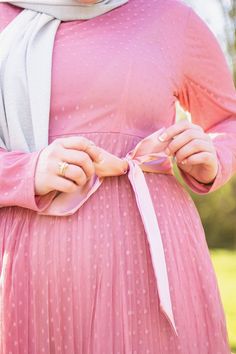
0, 1, 236, 353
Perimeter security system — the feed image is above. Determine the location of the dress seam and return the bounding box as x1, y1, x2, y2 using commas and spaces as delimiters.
49, 131, 145, 139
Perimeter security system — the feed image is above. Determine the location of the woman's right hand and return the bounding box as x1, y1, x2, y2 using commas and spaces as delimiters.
34, 137, 102, 196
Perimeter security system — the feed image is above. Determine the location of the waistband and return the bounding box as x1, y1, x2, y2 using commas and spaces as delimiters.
40, 128, 177, 335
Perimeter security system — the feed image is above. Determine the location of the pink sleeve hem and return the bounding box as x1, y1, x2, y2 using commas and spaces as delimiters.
179, 143, 232, 195
0, 148, 56, 211
26, 150, 57, 212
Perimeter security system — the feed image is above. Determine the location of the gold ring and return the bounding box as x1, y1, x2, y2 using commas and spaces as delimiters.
58, 161, 69, 177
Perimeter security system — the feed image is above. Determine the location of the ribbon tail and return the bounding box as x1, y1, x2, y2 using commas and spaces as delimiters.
127, 160, 177, 335
39, 175, 104, 216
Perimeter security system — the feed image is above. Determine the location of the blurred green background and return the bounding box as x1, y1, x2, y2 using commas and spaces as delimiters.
211, 250, 236, 352
182, 0, 236, 350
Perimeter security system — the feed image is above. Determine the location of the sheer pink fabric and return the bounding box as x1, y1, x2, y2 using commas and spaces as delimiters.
40, 128, 176, 333
0, 0, 235, 353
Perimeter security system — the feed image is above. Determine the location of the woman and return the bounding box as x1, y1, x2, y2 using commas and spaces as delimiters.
0, 0, 235, 353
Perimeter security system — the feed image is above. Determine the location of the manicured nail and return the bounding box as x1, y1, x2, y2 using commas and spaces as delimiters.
122, 160, 129, 174
158, 132, 168, 142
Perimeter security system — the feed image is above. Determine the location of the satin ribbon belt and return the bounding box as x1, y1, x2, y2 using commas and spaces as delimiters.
40, 128, 177, 334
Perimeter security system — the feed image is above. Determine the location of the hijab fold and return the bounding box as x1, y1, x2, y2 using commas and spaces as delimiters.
0, 0, 128, 151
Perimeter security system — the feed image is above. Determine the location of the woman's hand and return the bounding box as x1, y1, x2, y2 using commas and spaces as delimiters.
158, 120, 218, 184
93, 149, 128, 178
35, 137, 102, 196
35, 136, 129, 196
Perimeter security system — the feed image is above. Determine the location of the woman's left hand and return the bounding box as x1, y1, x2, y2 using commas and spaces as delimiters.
93, 147, 128, 178
158, 120, 218, 184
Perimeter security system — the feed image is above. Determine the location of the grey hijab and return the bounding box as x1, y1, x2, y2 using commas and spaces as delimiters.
0, 0, 128, 152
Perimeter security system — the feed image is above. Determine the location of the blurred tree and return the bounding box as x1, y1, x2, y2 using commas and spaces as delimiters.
217, 0, 236, 81
189, 0, 236, 249
186, 0, 235, 79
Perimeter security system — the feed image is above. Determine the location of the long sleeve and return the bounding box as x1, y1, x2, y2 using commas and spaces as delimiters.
0, 148, 55, 211
176, 8, 236, 194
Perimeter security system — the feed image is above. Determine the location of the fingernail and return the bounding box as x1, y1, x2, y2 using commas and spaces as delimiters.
158, 132, 168, 142
122, 159, 129, 174
181, 159, 187, 165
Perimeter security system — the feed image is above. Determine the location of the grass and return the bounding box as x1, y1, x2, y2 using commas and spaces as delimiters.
210, 249, 236, 352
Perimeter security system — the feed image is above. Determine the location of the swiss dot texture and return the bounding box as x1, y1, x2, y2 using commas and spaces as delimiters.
0, 0, 235, 353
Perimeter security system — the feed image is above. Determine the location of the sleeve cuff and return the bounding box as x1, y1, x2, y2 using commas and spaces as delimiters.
179, 160, 222, 194
25, 149, 57, 212
179, 143, 232, 195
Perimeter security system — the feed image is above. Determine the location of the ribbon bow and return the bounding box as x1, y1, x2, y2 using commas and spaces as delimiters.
40, 128, 177, 334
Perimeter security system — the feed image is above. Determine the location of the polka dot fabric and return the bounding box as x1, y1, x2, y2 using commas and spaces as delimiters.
1, 0, 236, 353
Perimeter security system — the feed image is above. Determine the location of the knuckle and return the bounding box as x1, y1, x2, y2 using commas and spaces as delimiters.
191, 139, 201, 150
168, 142, 175, 153
86, 165, 95, 178
78, 176, 87, 186
186, 129, 198, 139
79, 153, 89, 165
47, 142, 62, 159
78, 154, 95, 176
78, 136, 88, 147
175, 151, 182, 162
51, 138, 63, 147
37, 148, 53, 173
182, 119, 191, 129
47, 148, 56, 160
75, 169, 87, 185
93, 148, 103, 161
204, 153, 212, 163
66, 182, 77, 193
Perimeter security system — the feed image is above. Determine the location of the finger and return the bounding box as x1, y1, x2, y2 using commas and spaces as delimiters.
55, 136, 102, 163
63, 164, 88, 186
60, 150, 95, 179
53, 176, 79, 194
166, 129, 208, 156
84, 144, 103, 163
158, 120, 203, 142
175, 139, 213, 164
181, 152, 215, 167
